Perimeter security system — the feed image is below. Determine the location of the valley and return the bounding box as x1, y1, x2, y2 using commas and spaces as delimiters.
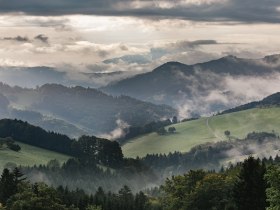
0, 2, 279, 209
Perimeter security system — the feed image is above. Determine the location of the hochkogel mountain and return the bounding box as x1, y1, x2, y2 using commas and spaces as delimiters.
0, 83, 175, 136
102, 55, 280, 115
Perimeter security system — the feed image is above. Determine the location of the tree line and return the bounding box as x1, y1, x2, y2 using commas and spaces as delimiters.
0, 119, 123, 168
161, 156, 280, 210
0, 168, 156, 210
3, 156, 280, 209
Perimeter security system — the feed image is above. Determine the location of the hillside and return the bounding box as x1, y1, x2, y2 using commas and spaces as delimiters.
0, 142, 70, 171
102, 55, 280, 115
221, 92, 280, 114
0, 83, 175, 135
122, 107, 280, 157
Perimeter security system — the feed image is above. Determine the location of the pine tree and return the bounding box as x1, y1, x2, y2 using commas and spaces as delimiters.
13, 167, 26, 186
0, 169, 16, 204
233, 156, 267, 210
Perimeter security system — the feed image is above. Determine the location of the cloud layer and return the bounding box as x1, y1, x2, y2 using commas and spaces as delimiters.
0, 0, 279, 23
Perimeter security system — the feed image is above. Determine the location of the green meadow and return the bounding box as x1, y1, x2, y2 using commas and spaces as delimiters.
0, 142, 70, 171
122, 107, 280, 157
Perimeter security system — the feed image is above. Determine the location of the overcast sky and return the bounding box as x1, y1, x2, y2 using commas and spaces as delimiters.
0, 0, 279, 73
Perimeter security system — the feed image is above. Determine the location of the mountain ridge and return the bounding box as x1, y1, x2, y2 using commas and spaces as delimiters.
0, 82, 176, 136
101, 54, 280, 115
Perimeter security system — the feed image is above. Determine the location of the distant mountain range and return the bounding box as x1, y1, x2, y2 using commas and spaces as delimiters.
1, 54, 280, 135
0, 66, 136, 88
102, 54, 280, 116
0, 83, 175, 136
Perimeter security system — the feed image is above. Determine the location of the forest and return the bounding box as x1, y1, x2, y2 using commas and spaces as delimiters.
2, 156, 280, 210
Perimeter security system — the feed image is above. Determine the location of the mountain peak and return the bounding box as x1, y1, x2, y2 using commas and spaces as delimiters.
153, 61, 188, 72
222, 55, 238, 60
164, 61, 185, 65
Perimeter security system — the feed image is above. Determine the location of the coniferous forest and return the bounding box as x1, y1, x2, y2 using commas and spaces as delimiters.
2, 156, 280, 210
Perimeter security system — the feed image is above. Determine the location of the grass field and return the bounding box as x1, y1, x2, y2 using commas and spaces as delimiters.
122, 107, 280, 157
0, 142, 70, 171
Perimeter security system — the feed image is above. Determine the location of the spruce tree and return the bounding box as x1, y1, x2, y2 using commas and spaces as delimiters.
0, 169, 16, 204
233, 157, 267, 210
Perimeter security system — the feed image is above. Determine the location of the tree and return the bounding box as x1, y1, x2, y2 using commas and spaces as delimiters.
156, 127, 167, 135
47, 159, 60, 169
7, 183, 76, 210
233, 156, 267, 210
118, 185, 134, 210
134, 191, 149, 210
161, 170, 206, 210
172, 116, 178, 124
265, 165, 280, 210
0, 168, 26, 205
0, 169, 16, 205
12, 168, 26, 186
186, 173, 235, 210
7, 143, 21, 152
93, 187, 106, 206
168, 127, 176, 134
224, 130, 231, 139
86, 206, 101, 210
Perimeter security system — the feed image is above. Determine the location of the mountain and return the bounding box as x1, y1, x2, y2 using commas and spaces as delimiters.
0, 83, 175, 136
102, 55, 280, 116
0, 66, 137, 88
0, 66, 67, 88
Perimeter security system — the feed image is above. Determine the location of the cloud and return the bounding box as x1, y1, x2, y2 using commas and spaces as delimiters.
34, 34, 48, 43
169, 40, 220, 49
103, 39, 222, 65
1, 34, 50, 45
173, 68, 280, 119
223, 137, 280, 165
0, 0, 279, 23
103, 54, 151, 64
3, 36, 29, 42
99, 119, 129, 140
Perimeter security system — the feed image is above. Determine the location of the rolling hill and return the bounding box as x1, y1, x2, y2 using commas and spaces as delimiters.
0, 83, 175, 136
122, 107, 280, 157
0, 142, 70, 171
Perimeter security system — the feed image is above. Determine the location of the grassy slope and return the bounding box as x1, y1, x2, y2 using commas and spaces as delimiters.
122, 107, 280, 157
0, 142, 70, 171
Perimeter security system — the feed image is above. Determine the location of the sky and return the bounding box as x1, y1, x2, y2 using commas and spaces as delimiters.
0, 0, 279, 75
